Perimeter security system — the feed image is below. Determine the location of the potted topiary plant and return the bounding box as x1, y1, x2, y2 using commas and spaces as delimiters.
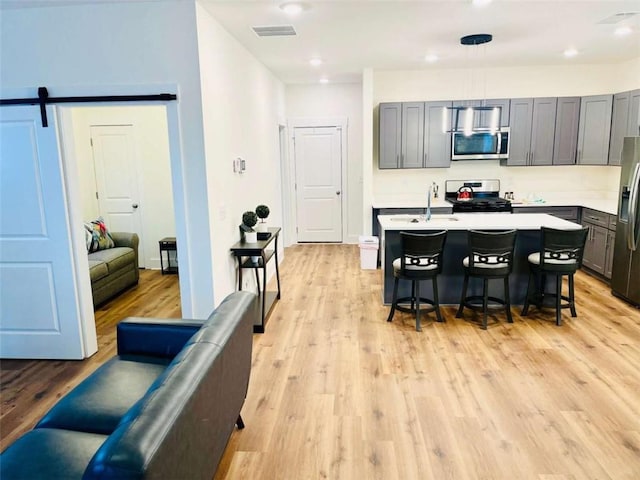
255, 204, 270, 234
241, 211, 258, 243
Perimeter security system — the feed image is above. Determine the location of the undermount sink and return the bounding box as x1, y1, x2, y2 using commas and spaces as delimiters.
388, 215, 459, 222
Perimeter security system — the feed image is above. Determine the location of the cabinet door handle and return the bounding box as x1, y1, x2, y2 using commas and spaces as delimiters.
531, 151, 534, 164
526, 151, 529, 164
577, 149, 581, 163
396, 154, 399, 166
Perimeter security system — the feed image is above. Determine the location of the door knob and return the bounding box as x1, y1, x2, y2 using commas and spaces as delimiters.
132, 204, 139, 209
336, 191, 341, 195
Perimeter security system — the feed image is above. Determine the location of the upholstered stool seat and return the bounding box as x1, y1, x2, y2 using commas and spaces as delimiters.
521, 226, 589, 326
387, 231, 447, 331
456, 229, 517, 330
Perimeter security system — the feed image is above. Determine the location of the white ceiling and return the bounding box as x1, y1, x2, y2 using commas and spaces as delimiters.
2, 0, 639, 85
200, 0, 640, 84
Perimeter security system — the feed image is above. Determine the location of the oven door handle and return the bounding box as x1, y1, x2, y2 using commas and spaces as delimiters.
496, 132, 502, 154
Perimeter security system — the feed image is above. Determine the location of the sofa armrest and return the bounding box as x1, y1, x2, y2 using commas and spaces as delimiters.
117, 317, 205, 359
111, 232, 139, 249
111, 232, 139, 276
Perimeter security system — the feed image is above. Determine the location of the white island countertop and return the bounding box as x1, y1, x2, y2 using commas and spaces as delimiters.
378, 213, 583, 232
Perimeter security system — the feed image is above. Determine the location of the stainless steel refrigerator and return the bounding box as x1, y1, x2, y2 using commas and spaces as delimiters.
611, 137, 640, 306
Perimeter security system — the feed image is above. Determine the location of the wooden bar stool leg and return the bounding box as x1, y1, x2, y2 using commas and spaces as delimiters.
456, 273, 469, 318
504, 277, 513, 323
521, 271, 533, 316
433, 276, 444, 323
387, 277, 399, 322
555, 275, 562, 326
415, 280, 422, 332
569, 274, 577, 317
482, 278, 489, 330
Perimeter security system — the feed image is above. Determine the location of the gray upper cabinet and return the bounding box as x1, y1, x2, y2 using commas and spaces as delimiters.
628, 89, 640, 137
379, 103, 402, 169
424, 101, 452, 168
505, 98, 533, 166
506, 98, 556, 166
530, 97, 557, 166
608, 91, 631, 166
577, 94, 613, 165
401, 102, 425, 168
482, 98, 511, 128
553, 97, 580, 165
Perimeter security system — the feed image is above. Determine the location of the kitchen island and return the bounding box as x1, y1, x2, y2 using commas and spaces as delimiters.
379, 213, 582, 305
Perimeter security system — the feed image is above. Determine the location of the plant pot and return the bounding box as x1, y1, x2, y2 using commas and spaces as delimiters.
244, 231, 257, 243
256, 222, 268, 233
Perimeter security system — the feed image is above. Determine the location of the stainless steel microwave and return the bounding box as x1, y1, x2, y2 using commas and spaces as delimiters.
451, 128, 510, 160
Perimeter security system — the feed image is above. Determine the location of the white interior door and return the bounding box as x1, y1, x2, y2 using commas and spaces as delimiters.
90, 124, 145, 267
0, 105, 91, 359
294, 127, 343, 242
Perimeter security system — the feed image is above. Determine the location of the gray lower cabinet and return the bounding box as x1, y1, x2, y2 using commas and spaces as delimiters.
577, 94, 613, 165
553, 97, 581, 165
379, 103, 402, 169
505, 98, 557, 166
581, 207, 616, 279
512, 206, 579, 222
605, 229, 616, 279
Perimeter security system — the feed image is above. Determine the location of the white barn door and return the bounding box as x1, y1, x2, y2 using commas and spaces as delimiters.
294, 127, 343, 242
0, 105, 92, 359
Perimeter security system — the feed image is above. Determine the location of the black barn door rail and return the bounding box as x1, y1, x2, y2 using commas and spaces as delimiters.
0, 87, 178, 127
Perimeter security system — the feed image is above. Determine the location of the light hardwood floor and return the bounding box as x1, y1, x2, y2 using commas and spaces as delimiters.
2, 245, 639, 479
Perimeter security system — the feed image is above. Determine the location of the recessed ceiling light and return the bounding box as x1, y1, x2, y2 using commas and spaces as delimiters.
279, 2, 307, 15
614, 26, 633, 36
472, 0, 493, 6
309, 58, 323, 67
424, 54, 439, 63
319, 77, 329, 84
563, 48, 579, 58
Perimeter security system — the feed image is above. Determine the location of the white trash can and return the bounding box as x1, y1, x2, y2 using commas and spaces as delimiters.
358, 235, 379, 270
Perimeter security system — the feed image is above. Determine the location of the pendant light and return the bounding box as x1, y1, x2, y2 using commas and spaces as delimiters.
444, 33, 502, 134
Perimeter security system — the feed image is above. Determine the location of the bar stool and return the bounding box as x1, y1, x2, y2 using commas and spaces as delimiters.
456, 229, 517, 330
387, 231, 447, 331
521, 226, 589, 326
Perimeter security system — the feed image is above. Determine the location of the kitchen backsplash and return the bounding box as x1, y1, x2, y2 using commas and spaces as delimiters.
372, 161, 620, 203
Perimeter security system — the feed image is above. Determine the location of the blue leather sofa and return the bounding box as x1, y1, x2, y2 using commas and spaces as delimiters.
0, 291, 257, 480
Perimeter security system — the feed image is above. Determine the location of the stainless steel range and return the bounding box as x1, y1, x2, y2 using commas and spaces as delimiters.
445, 179, 512, 213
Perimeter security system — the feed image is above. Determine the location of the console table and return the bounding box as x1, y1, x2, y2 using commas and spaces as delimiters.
230, 227, 281, 333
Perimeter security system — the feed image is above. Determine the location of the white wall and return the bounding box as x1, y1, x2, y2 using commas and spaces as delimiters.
286, 83, 364, 242
368, 61, 640, 217
70, 106, 176, 270
195, 4, 286, 302
0, 1, 213, 317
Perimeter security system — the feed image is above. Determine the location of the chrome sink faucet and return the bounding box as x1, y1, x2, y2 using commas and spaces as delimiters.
426, 185, 432, 221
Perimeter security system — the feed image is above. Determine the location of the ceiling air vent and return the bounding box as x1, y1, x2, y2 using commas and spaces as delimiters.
252, 25, 297, 37
597, 12, 638, 24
